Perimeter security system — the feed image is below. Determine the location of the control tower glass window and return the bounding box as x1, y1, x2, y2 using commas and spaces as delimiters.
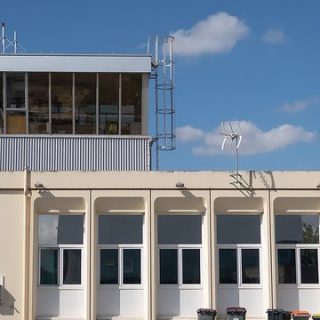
121, 74, 142, 135
51, 73, 73, 134
99, 73, 119, 135
0, 73, 3, 133
6, 72, 26, 134
29, 73, 49, 134
75, 73, 96, 134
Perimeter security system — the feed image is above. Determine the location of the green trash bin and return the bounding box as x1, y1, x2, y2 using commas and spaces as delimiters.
267, 309, 291, 320
227, 307, 247, 320
312, 314, 320, 320
197, 308, 217, 320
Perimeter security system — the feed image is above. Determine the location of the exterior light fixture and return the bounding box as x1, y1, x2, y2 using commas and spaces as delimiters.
176, 182, 185, 188
34, 182, 44, 188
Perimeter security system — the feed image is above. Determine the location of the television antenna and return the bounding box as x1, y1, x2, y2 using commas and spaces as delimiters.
1, 22, 26, 54
220, 121, 243, 180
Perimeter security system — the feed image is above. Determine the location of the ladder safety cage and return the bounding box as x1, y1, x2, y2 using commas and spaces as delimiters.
148, 36, 176, 169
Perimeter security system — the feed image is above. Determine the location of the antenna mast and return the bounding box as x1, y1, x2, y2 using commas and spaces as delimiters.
149, 36, 176, 170
220, 121, 243, 181
0, 22, 26, 54
1, 23, 5, 54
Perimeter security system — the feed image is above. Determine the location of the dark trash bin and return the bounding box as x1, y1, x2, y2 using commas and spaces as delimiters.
197, 308, 217, 320
312, 314, 320, 320
227, 307, 247, 320
267, 309, 291, 320
292, 311, 310, 320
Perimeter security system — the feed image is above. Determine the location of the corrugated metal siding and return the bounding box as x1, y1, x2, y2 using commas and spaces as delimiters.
0, 136, 153, 171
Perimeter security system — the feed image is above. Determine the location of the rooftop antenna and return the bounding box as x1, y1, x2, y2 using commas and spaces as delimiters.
0, 22, 26, 54
13, 30, 17, 54
1, 22, 5, 54
220, 121, 243, 182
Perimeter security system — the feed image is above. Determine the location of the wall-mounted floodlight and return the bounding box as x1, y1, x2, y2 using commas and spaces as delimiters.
176, 182, 185, 188
34, 182, 44, 188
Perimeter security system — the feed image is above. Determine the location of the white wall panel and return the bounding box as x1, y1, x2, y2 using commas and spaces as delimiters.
217, 288, 264, 318
97, 288, 144, 317
158, 288, 203, 317
36, 288, 85, 317
0, 55, 151, 73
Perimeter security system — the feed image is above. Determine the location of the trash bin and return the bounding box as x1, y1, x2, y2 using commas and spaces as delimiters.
267, 309, 291, 320
292, 311, 310, 320
197, 308, 217, 320
312, 314, 320, 320
227, 307, 247, 320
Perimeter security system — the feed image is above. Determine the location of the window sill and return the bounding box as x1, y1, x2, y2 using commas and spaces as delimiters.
38, 285, 84, 290
277, 284, 320, 289
98, 284, 143, 290
218, 284, 262, 289
159, 284, 203, 290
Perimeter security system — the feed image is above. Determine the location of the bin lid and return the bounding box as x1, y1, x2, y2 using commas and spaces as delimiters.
227, 307, 247, 314
197, 308, 217, 315
292, 310, 310, 317
267, 309, 284, 314
313, 314, 320, 317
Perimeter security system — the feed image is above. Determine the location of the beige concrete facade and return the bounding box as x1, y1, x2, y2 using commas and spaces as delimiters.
1, 170, 320, 320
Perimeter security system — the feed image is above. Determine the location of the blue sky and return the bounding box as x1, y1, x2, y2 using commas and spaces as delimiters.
2, 0, 320, 171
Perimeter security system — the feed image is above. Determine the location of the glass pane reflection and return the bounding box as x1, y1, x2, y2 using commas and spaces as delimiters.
219, 249, 237, 284
182, 249, 200, 284
100, 249, 118, 284
40, 249, 58, 285
6, 72, 26, 134
301, 249, 318, 284
98, 215, 143, 245
99, 73, 119, 134
38, 215, 84, 245
29, 73, 49, 133
123, 249, 141, 284
242, 249, 260, 284
278, 249, 296, 284
217, 215, 261, 244
276, 215, 319, 244
75, 73, 96, 134
63, 249, 81, 284
51, 73, 73, 134
121, 73, 141, 135
0, 73, 3, 133
160, 249, 178, 284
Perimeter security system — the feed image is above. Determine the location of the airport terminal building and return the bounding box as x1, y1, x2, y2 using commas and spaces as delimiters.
0, 54, 319, 320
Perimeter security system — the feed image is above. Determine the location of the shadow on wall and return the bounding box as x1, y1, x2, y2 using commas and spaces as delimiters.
0, 287, 19, 316
230, 171, 276, 197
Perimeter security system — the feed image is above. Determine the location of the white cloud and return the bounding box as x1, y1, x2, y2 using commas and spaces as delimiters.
262, 28, 286, 44
176, 125, 205, 142
279, 98, 318, 113
177, 121, 315, 156
171, 12, 249, 56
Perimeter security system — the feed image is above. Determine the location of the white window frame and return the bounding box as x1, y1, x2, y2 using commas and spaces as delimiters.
38, 244, 83, 289
37, 213, 85, 289
276, 245, 320, 288
276, 214, 320, 289
158, 244, 202, 289
98, 244, 144, 289
217, 244, 262, 289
